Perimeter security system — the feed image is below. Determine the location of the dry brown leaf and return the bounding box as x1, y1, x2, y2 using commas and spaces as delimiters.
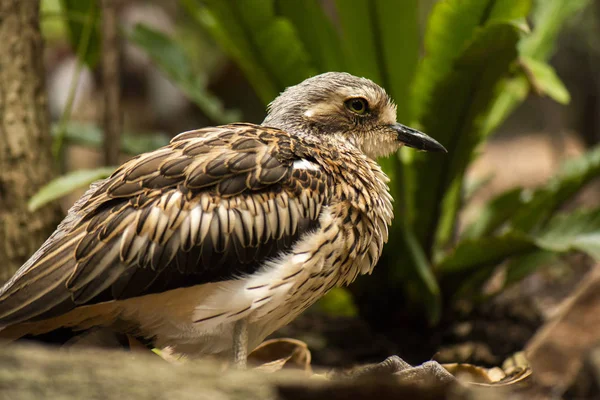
441, 352, 531, 387
248, 338, 312, 374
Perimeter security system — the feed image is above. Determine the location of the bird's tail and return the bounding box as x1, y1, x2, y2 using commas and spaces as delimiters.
0, 232, 84, 327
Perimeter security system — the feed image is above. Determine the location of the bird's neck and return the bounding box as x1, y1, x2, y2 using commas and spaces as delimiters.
298, 134, 392, 219
260, 119, 392, 217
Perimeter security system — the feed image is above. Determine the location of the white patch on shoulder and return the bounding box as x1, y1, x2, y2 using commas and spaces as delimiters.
292, 159, 320, 171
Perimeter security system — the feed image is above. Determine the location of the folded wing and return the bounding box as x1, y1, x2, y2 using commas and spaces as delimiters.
0, 123, 332, 326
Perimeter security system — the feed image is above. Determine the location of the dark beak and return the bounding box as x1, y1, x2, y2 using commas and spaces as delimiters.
391, 123, 447, 153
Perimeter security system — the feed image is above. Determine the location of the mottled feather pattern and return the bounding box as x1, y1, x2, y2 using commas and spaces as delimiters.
185, 137, 394, 343
0, 124, 334, 325
0, 71, 405, 359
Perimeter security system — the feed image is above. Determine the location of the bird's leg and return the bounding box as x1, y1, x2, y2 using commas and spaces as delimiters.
232, 318, 249, 369
337, 356, 455, 384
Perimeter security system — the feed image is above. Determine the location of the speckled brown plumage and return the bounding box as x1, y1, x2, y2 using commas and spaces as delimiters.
0, 72, 445, 358
0, 123, 332, 321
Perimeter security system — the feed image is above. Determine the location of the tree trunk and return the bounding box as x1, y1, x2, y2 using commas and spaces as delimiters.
0, 0, 61, 283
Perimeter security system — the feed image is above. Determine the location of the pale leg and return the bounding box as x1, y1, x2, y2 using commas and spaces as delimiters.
232, 318, 249, 369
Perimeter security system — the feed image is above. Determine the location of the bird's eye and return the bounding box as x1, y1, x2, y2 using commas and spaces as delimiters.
344, 98, 369, 115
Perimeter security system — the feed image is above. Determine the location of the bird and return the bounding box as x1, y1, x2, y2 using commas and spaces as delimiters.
0, 72, 446, 367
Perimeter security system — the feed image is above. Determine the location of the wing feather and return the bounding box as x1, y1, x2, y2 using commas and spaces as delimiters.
0, 124, 333, 330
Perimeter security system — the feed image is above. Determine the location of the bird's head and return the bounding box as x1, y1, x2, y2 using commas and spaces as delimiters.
262, 72, 446, 159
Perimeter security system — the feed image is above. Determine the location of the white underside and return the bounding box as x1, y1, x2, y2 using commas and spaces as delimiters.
106, 207, 354, 358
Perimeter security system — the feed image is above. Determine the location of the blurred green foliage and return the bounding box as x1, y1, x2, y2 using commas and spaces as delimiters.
128, 24, 240, 124
61, 0, 101, 68
28, 167, 115, 212
51, 122, 171, 155
50, 0, 100, 160
35, 0, 598, 324
183, 0, 597, 322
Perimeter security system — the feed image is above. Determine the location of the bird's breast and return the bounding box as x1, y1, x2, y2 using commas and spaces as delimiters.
127, 192, 392, 356
10, 156, 394, 358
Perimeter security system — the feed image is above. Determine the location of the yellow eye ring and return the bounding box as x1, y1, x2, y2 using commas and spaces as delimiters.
344, 97, 369, 115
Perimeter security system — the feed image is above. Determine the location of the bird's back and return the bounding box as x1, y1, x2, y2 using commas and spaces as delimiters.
0, 124, 334, 342
0, 71, 437, 357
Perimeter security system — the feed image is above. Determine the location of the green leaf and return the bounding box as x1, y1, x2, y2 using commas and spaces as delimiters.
464, 145, 600, 239
61, 0, 100, 67
187, 0, 316, 104
275, 0, 344, 72
410, 0, 529, 123
372, 0, 420, 121
406, 20, 523, 255
41, 0, 68, 41
184, 0, 277, 104
482, 74, 529, 136
521, 56, 570, 104
332, 0, 421, 114
317, 288, 358, 317
28, 167, 115, 212
510, 145, 600, 232
450, 249, 557, 301
405, 0, 531, 255
51, 122, 170, 154
462, 187, 523, 239
128, 24, 240, 124
488, 0, 531, 24
535, 209, 600, 261
521, 0, 590, 61
335, 0, 382, 84
483, 0, 588, 135
437, 232, 534, 273
401, 225, 442, 323
503, 250, 559, 288
442, 207, 600, 298
236, 0, 316, 89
